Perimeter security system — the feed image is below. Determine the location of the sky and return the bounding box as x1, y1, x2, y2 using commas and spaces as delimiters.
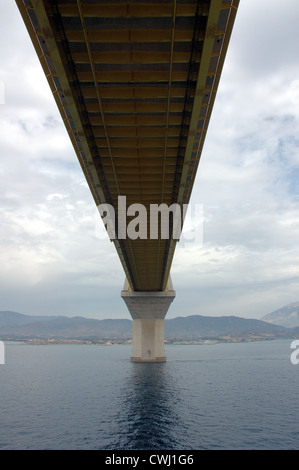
0, 0, 298, 320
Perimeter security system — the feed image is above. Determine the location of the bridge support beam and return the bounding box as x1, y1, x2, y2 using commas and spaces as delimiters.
121, 277, 175, 362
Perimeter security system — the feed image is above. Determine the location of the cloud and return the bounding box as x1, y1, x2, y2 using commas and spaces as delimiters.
0, 0, 298, 319
171, 0, 299, 317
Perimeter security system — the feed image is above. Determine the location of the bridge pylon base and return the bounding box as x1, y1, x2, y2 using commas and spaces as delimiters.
121, 277, 175, 362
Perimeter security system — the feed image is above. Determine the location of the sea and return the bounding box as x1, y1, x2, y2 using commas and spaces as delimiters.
0, 339, 299, 451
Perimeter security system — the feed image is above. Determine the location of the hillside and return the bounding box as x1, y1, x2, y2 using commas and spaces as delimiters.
165, 314, 289, 340
261, 301, 299, 328
0, 310, 296, 342
0, 311, 132, 339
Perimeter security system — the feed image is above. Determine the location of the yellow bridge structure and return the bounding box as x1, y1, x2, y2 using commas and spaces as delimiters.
17, 0, 239, 361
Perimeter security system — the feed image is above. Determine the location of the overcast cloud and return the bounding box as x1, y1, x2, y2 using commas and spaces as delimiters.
0, 0, 298, 319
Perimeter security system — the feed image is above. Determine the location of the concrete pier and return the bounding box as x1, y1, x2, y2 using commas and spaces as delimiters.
121, 277, 176, 362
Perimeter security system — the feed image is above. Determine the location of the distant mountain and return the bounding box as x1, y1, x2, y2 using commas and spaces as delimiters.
0, 311, 132, 339
164, 314, 289, 340
0, 311, 57, 328
261, 301, 299, 328
0, 310, 296, 342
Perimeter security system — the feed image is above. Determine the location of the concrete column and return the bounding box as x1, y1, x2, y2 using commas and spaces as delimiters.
121, 277, 176, 362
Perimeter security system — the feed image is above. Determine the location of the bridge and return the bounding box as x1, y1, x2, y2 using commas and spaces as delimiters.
17, 0, 239, 361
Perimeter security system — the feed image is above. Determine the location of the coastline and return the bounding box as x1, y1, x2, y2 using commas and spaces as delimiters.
1, 335, 294, 346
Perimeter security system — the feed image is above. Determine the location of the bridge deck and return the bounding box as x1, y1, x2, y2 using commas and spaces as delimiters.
17, 0, 238, 291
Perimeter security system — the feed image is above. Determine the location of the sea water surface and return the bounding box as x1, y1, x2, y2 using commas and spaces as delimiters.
0, 339, 299, 450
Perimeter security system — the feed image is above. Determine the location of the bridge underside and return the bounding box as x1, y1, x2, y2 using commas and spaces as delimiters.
17, 0, 238, 291
17, 0, 238, 360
